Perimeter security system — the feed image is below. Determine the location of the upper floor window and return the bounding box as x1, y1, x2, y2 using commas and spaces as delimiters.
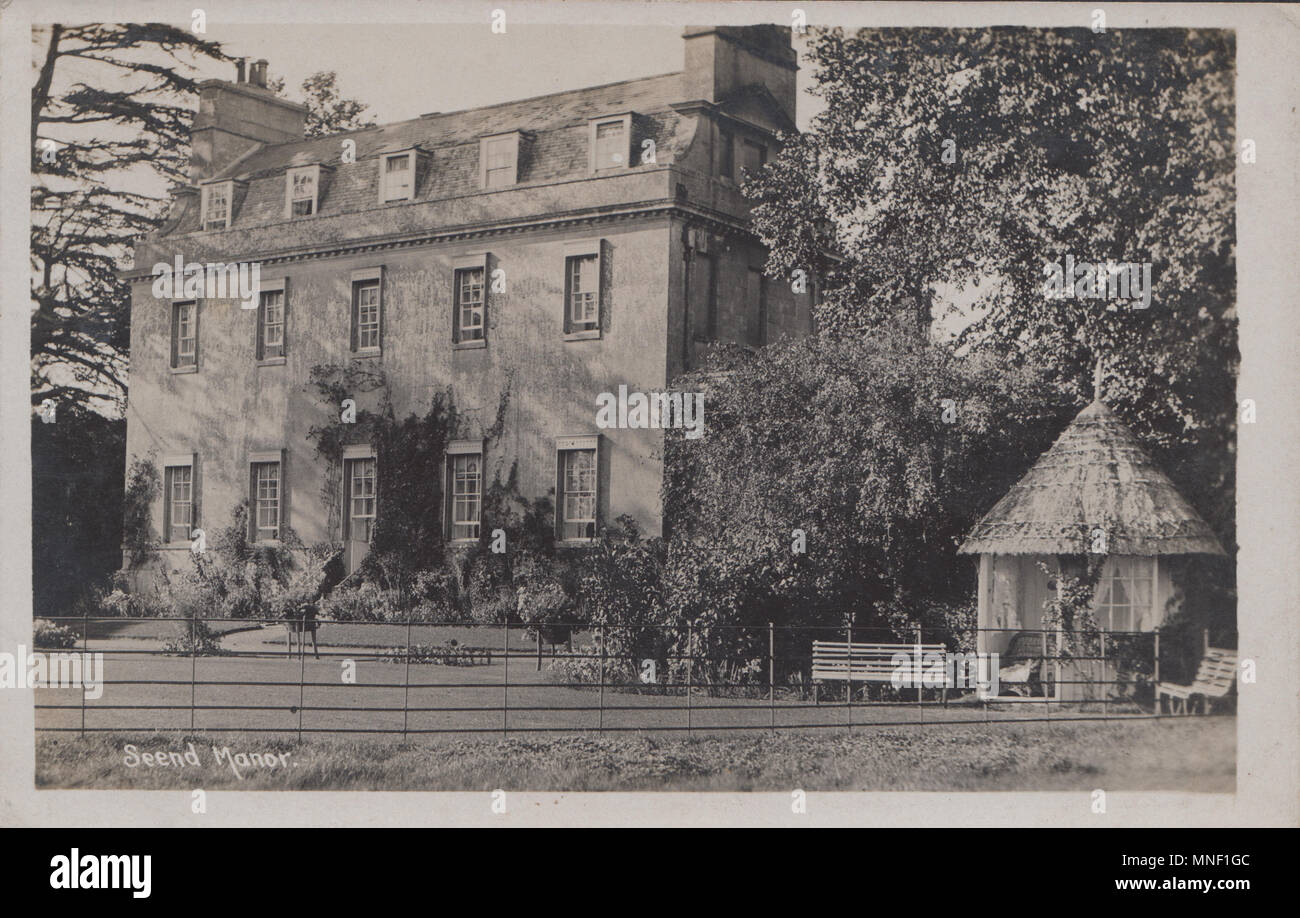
380, 151, 415, 203
480, 133, 521, 189
740, 139, 767, 177
566, 255, 598, 332
589, 115, 632, 172
718, 130, 735, 179
171, 301, 198, 370
562, 240, 604, 339
453, 266, 486, 343
257, 283, 286, 361
350, 268, 383, 354
200, 181, 232, 231
287, 166, 319, 217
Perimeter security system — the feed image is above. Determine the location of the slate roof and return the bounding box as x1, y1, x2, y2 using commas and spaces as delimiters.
167, 72, 703, 236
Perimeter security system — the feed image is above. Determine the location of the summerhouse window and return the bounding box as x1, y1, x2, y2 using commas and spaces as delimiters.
1093, 556, 1154, 632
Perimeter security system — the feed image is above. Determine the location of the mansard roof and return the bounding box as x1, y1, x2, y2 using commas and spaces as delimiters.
162, 71, 730, 238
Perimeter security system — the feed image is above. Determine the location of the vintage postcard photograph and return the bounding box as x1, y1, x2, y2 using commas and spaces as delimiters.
4, 0, 1298, 831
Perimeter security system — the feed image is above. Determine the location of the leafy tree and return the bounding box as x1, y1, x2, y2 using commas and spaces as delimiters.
747, 26, 1237, 555
661, 326, 1073, 653
267, 70, 376, 137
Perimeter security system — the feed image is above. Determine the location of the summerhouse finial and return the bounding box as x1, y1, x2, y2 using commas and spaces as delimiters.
1093, 357, 1104, 403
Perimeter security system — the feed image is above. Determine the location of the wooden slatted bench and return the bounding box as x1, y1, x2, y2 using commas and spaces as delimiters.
1157, 647, 1237, 714
811, 641, 948, 701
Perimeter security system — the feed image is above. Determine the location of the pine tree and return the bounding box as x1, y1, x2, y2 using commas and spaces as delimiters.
31, 23, 229, 414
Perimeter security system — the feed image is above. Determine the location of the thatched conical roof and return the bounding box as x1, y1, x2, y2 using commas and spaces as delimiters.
959, 401, 1225, 556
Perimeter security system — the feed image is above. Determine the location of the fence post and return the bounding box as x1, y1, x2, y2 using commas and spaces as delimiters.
686, 624, 693, 738
1041, 629, 1049, 718
297, 630, 306, 743
1203, 627, 1210, 656
1100, 630, 1108, 717
759, 621, 769, 728
536, 629, 542, 672
845, 618, 853, 734
915, 626, 923, 721
598, 625, 605, 734
402, 610, 412, 739
189, 616, 197, 733
503, 621, 509, 739
1054, 624, 1062, 708
81, 611, 89, 738
1153, 630, 1161, 714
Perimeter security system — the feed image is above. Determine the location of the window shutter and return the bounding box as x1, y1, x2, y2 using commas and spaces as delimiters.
350, 286, 359, 352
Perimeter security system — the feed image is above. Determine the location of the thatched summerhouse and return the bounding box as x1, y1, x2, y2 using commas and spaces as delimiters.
958, 400, 1225, 664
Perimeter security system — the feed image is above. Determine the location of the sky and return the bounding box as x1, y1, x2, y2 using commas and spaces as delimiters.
198, 23, 824, 129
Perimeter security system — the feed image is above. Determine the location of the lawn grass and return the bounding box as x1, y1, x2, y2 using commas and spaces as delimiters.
35, 716, 1234, 792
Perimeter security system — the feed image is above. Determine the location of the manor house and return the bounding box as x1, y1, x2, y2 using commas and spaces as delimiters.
122, 25, 812, 575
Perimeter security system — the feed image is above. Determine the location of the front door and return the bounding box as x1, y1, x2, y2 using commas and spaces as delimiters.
343, 456, 376, 575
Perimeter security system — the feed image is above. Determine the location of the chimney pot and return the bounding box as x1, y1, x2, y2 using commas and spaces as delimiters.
235, 58, 246, 83
190, 62, 306, 181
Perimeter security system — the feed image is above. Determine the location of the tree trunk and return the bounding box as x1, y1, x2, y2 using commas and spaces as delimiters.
31, 25, 63, 153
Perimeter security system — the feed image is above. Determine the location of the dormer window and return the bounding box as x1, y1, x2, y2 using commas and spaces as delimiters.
479, 132, 521, 189
589, 114, 632, 172
286, 166, 319, 217
740, 139, 767, 177
380, 150, 416, 203
200, 181, 233, 231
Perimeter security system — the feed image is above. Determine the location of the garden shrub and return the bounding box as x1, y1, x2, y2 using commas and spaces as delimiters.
380, 640, 482, 665
33, 619, 78, 649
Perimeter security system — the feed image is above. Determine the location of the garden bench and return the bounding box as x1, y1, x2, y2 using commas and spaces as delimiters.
811, 640, 947, 701
1156, 646, 1237, 714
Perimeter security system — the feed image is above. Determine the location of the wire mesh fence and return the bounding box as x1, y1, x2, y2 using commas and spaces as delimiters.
31, 616, 1237, 739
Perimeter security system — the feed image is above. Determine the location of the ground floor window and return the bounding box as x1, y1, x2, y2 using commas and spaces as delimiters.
250, 461, 281, 541
163, 464, 193, 543
447, 447, 482, 541
345, 456, 376, 543
557, 444, 597, 541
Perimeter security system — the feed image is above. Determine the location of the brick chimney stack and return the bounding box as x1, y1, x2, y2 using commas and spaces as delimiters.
190, 59, 306, 182
682, 25, 798, 125
249, 59, 268, 88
